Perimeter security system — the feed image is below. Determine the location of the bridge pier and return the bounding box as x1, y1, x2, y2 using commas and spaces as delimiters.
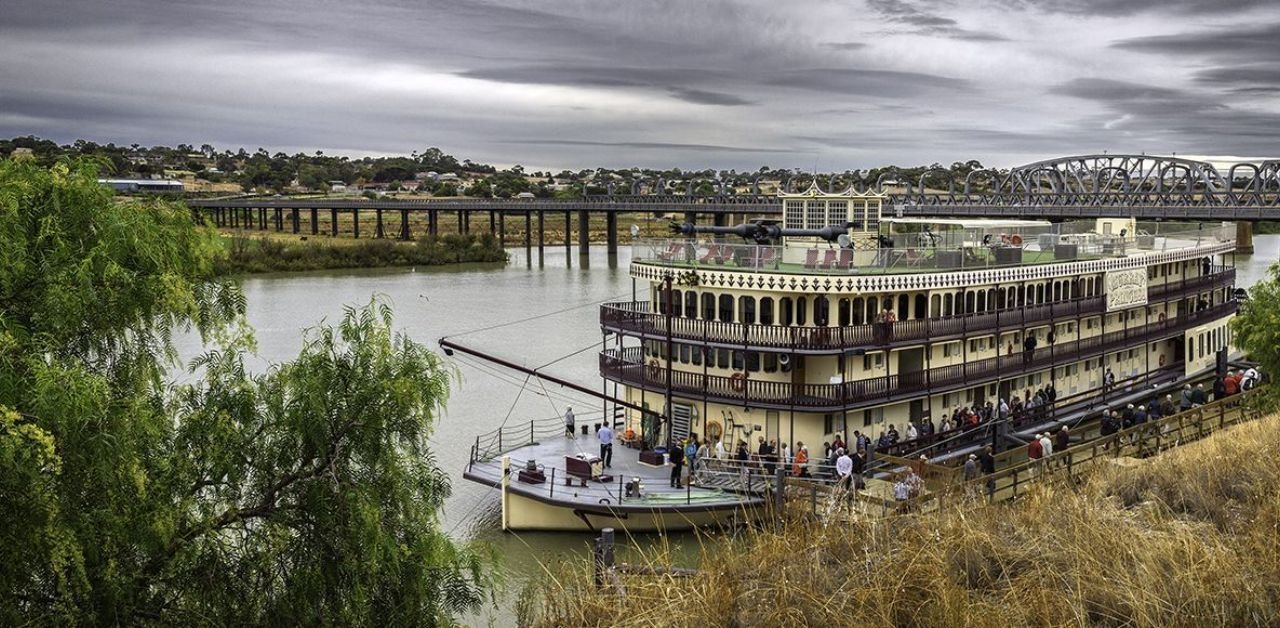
428, 210, 439, 236
606, 212, 618, 256
291, 209, 299, 234
375, 209, 384, 238
459, 210, 468, 234
400, 210, 410, 240
498, 211, 506, 247
353, 209, 360, 238
525, 211, 532, 251
564, 211, 572, 253
330, 209, 338, 237
489, 211, 496, 235
311, 209, 319, 235
537, 210, 545, 253
259, 208, 267, 230
1236, 222, 1254, 254
578, 210, 590, 253
275, 208, 283, 231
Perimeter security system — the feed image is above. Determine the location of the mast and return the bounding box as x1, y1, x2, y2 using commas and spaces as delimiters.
438, 337, 666, 421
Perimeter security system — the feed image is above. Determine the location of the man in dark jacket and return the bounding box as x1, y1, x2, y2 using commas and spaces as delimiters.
1190, 383, 1207, 406
978, 445, 996, 497
669, 442, 685, 488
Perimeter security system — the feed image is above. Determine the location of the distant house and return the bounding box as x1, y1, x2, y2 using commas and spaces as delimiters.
98, 178, 184, 194
515, 192, 536, 199
438, 173, 459, 182
328, 180, 348, 192
415, 171, 440, 182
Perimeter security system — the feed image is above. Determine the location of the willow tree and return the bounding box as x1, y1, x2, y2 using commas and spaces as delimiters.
1231, 262, 1280, 409
0, 159, 492, 625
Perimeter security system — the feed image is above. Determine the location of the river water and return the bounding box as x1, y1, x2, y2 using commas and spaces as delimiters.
175, 235, 1280, 624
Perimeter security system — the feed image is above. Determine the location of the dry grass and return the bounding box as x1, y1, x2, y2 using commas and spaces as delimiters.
527, 414, 1280, 627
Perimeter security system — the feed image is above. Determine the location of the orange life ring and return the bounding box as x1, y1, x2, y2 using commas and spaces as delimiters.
1009, 234, 1023, 246
730, 371, 746, 392
1158, 354, 1166, 367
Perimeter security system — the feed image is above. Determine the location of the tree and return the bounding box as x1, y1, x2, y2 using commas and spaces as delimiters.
0, 159, 493, 624
1231, 263, 1280, 409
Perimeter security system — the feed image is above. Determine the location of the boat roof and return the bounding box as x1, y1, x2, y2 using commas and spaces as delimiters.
882, 218, 1053, 228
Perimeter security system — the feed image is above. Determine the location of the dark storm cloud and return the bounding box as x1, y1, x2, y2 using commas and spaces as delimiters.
764, 68, 970, 96
1047, 78, 1227, 115
1112, 23, 1280, 61
866, 0, 1008, 41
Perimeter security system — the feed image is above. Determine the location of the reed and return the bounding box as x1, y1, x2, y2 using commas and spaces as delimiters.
529, 414, 1280, 627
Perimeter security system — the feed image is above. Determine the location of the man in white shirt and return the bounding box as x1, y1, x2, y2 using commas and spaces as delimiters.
714, 438, 726, 460
835, 448, 853, 481
597, 424, 613, 468
906, 422, 919, 441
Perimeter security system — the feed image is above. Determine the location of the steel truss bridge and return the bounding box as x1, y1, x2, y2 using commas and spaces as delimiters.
187, 154, 1280, 250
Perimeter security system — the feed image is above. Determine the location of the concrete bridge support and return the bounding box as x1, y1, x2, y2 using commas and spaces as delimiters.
537, 211, 545, 252
330, 209, 338, 236
428, 209, 439, 236
460, 210, 469, 234
606, 212, 618, 256
375, 209, 384, 238
352, 209, 360, 238
564, 211, 572, 252
291, 209, 300, 234
311, 209, 319, 235
489, 210, 496, 235
1236, 222, 1254, 254
524, 211, 532, 250
497, 212, 506, 247
400, 210, 410, 240
578, 210, 591, 253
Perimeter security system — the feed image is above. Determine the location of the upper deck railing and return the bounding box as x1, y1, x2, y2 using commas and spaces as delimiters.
631, 225, 1233, 276
600, 300, 1238, 411
602, 267, 1235, 353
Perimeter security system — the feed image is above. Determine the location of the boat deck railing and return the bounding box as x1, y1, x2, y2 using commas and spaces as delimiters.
632, 225, 1233, 276
468, 411, 606, 469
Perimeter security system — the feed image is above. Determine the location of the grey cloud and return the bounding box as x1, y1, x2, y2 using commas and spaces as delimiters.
866, 0, 1008, 41
1005, 0, 1274, 17
503, 139, 795, 154
1112, 23, 1280, 61
457, 65, 753, 106
1047, 78, 1227, 115
821, 42, 868, 51
765, 68, 970, 96
665, 88, 755, 106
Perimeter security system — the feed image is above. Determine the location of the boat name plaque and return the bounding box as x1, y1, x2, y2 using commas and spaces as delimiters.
1105, 268, 1148, 311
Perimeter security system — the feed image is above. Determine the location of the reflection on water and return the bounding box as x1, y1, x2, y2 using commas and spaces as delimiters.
173, 235, 1279, 625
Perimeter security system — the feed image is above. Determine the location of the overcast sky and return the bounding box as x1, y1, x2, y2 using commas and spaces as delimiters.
2, 0, 1278, 171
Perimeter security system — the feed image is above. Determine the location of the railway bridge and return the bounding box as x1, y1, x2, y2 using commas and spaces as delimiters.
187, 154, 1280, 254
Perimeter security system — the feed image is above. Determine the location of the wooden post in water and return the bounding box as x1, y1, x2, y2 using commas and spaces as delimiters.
565, 211, 572, 253
593, 528, 616, 588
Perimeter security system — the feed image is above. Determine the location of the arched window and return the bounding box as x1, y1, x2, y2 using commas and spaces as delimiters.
796, 297, 808, 326
930, 294, 940, 318
986, 289, 995, 312
780, 297, 794, 326
1036, 283, 1046, 303
943, 293, 953, 317
867, 297, 879, 322
838, 298, 851, 327
965, 291, 976, 313
853, 297, 865, 324
701, 293, 715, 320
669, 290, 681, 316
897, 294, 909, 319
814, 295, 830, 327
976, 291, 986, 313
739, 296, 757, 324
914, 294, 927, 320
760, 297, 775, 325
718, 294, 734, 323
684, 292, 697, 318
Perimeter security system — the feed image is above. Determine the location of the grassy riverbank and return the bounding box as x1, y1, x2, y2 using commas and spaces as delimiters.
214, 232, 507, 274
525, 413, 1280, 627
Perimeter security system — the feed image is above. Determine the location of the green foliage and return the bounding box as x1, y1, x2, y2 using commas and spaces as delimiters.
1231, 263, 1280, 409
0, 159, 494, 625
215, 233, 507, 274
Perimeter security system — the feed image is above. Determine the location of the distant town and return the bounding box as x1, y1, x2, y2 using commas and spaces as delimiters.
1, 135, 988, 198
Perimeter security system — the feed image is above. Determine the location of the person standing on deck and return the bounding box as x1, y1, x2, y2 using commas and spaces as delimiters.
1161, 394, 1176, 417
597, 423, 614, 469
1027, 434, 1044, 477
1180, 384, 1194, 411
669, 440, 685, 488
793, 443, 810, 477
765, 439, 779, 477
1104, 368, 1115, 392
1023, 332, 1037, 365
564, 407, 576, 438
963, 454, 978, 498
684, 437, 699, 484
1055, 426, 1070, 456
979, 445, 996, 497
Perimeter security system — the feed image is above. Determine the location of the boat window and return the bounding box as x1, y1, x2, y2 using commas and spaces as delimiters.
838, 298, 851, 327
796, 297, 808, 326
740, 296, 757, 325
691, 344, 702, 366
897, 294, 909, 319
814, 295, 830, 327
914, 294, 927, 320
679, 344, 691, 363
929, 295, 940, 318
685, 292, 697, 318
717, 348, 730, 367
746, 352, 760, 372
780, 297, 794, 326
701, 293, 715, 319
866, 297, 878, 322
964, 291, 975, 314
852, 297, 864, 324
975, 291, 986, 313
719, 294, 734, 323
669, 290, 681, 316
763, 352, 778, 373
760, 297, 775, 325
943, 293, 953, 317
732, 350, 745, 371
1036, 283, 1046, 303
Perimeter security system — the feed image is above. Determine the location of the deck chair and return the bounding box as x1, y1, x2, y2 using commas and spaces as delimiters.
657, 242, 683, 261
803, 248, 820, 269
714, 245, 734, 265
699, 244, 720, 264
759, 247, 778, 269
837, 248, 854, 270
818, 248, 838, 270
